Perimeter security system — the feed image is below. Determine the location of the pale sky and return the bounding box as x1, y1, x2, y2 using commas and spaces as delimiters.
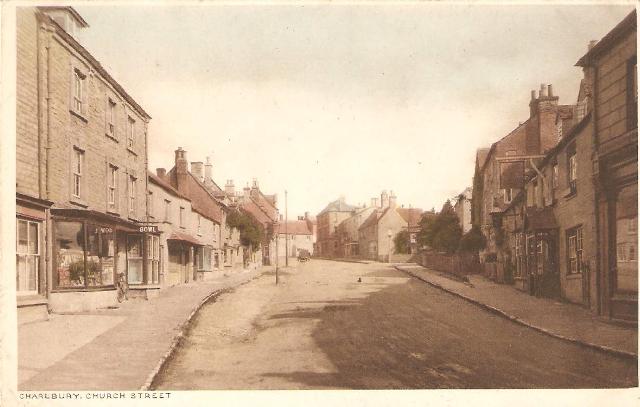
72, 3, 634, 217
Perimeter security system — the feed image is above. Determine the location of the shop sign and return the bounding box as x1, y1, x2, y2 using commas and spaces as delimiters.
139, 225, 159, 233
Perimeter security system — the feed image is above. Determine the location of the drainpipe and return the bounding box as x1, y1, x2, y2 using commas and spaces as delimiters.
590, 65, 602, 316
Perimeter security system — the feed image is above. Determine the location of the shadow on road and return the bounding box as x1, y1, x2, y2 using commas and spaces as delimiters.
262, 269, 638, 389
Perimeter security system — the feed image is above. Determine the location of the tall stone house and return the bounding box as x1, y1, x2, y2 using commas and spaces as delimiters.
576, 10, 637, 321
316, 197, 357, 258
454, 187, 473, 234
276, 214, 315, 260
335, 199, 378, 258
16, 7, 153, 320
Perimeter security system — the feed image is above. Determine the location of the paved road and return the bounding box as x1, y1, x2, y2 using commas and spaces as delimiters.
154, 260, 637, 389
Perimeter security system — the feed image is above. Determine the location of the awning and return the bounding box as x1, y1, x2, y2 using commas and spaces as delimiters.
525, 208, 558, 231
167, 231, 203, 246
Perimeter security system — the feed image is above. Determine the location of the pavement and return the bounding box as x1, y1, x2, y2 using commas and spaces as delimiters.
393, 263, 638, 358
18, 266, 270, 391
154, 260, 637, 389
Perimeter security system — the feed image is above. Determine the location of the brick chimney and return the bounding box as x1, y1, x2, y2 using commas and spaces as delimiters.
205, 156, 213, 181
243, 185, 251, 200
381, 190, 389, 208
371, 197, 379, 208
156, 168, 166, 179
191, 161, 204, 182
225, 179, 235, 196
389, 191, 397, 208
528, 84, 559, 154
175, 147, 189, 195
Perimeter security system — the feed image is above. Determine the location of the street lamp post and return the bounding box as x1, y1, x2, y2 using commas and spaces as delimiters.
285, 190, 289, 267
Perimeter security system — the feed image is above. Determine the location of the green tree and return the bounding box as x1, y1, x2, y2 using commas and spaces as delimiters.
393, 230, 410, 254
418, 200, 463, 254
226, 209, 265, 251
458, 224, 487, 252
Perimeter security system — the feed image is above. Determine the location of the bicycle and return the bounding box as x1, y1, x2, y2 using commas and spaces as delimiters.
116, 272, 129, 303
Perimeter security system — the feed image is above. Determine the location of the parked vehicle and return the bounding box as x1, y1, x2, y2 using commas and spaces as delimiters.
298, 250, 311, 262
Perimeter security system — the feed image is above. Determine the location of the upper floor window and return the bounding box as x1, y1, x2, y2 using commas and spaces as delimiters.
128, 176, 136, 216
127, 116, 135, 150
503, 188, 513, 204
197, 214, 202, 235
179, 206, 185, 228
107, 99, 117, 138
148, 191, 154, 218
72, 147, 83, 198
164, 199, 171, 223
505, 150, 516, 157
71, 68, 86, 116
568, 144, 577, 194
107, 165, 117, 211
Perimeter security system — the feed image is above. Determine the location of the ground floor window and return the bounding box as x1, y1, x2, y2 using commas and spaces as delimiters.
567, 226, 583, 275
615, 184, 638, 292
16, 218, 40, 295
127, 235, 144, 284
147, 235, 160, 284
54, 221, 115, 289
197, 246, 212, 271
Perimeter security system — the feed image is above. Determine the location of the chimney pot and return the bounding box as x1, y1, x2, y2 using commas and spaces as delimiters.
548, 84, 554, 97
191, 161, 204, 182
204, 156, 213, 180
540, 84, 547, 98
531, 90, 536, 101
156, 168, 166, 178
588, 40, 598, 50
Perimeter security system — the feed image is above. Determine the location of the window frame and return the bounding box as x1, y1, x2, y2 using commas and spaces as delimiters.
107, 164, 118, 211
16, 218, 40, 295
566, 226, 583, 275
567, 143, 577, 194
128, 175, 137, 217
127, 116, 136, 151
71, 68, 86, 116
72, 147, 84, 199
106, 98, 117, 139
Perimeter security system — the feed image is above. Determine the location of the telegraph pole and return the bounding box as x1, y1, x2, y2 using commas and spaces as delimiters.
285, 190, 289, 267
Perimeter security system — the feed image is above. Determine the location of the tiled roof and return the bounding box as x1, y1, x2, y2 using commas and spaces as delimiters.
396, 207, 423, 228
241, 198, 274, 227
318, 199, 357, 216
359, 209, 383, 230
167, 231, 203, 246
148, 171, 189, 201
275, 220, 312, 235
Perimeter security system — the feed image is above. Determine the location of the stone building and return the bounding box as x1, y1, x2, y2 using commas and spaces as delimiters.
577, 10, 637, 321
472, 83, 574, 267
335, 200, 378, 258
148, 170, 221, 292
276, 215, 315, 260
16, 7, 153, 319
358, 191, 422, 262
454, 187, 473, 234
316, 197, 357, 258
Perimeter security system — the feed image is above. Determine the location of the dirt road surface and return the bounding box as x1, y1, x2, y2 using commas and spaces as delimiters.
153, 260, 637, 389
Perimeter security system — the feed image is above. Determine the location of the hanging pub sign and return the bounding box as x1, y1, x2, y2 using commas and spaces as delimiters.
139, 225, 159, 233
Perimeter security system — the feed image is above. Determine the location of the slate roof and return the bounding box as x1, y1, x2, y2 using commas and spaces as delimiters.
396, 208, 424, 228
318, 199, 358, 216
275, 220, 313, 235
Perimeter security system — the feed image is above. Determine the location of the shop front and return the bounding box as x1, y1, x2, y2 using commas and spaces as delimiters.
16, 194, 53, 324
522, 209, 560, 299
49, 209, 158, 312
166, 232, 202, 287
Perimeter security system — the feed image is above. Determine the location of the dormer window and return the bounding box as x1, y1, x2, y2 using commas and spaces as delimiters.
40, 6, 89, 37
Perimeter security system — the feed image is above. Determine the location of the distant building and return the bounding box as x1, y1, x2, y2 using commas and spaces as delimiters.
336, 199, 378, 258
454, 187, 473, 234
316, 197, 357, 258
276, 214, 315, 259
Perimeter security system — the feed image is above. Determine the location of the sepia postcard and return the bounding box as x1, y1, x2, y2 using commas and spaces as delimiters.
0, 1, 638, 406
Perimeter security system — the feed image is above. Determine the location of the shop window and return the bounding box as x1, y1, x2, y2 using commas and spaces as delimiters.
72, 147, 84, 198
127, 235, 144, 284
197, 246, 212, 271
54, 222, 116, 289
86, 224, 115, 286
16, 219, 39, 295
146, 235, 160, 284
567, 226, 583, 275
615, 184, 638, 292
55, 221, 86, 288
